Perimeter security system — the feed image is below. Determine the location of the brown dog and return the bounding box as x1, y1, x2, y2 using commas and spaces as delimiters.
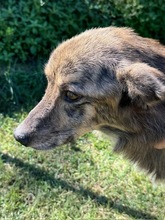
14, 27, 165, 181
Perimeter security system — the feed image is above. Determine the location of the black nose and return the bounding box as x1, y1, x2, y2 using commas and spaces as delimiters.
14, 131, 30, 147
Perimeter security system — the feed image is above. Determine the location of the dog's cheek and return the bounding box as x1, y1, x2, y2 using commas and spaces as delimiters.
64, 104, 97, 131
64, 105, 84, 120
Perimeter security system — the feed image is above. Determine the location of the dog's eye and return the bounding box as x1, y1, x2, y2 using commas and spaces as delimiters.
64, 91, 81, 102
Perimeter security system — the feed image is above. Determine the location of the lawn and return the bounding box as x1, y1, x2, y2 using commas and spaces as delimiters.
0, 111, 164, 220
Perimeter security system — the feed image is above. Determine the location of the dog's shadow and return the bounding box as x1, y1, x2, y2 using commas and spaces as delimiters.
1, 153, 157, 220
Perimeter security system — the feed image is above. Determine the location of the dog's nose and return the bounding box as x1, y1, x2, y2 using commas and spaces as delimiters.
14, 130, 30, 147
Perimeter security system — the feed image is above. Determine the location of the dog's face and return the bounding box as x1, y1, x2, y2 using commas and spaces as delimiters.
14, 38, 121, 150
13, 69, 96, 150
14, 27, 165, 152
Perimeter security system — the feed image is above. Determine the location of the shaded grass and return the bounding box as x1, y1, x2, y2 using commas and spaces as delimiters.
0, 60, 46, 114
0, 113, 164, 220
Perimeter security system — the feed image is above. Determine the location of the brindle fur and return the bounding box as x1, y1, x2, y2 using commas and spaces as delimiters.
14, 27, 165, 181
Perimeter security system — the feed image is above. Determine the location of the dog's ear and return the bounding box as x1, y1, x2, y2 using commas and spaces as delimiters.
117, 63, 165, 109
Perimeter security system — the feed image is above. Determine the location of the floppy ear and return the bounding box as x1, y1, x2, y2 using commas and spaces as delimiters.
117, 63, 165, 109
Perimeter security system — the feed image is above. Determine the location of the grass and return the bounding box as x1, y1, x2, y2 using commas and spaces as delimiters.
0, 111, 165, 220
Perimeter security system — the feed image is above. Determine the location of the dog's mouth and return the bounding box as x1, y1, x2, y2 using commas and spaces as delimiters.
27, 133, 76, 151
14, 123, 77, 150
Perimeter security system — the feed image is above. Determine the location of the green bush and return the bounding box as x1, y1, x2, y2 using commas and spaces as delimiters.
0, 0, 119, 62
114, 0, 165, 42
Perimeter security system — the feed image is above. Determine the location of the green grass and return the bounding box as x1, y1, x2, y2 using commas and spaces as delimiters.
0, 112, 164, 220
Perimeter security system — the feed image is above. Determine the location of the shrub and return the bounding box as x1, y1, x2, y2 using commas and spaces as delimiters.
0, 0, 120, 62
114, 0, 165, 42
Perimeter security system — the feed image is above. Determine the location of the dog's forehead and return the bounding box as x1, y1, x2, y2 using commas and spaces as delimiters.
44, 26, 137, 81
44, 29, 117, 86
45, 58, 82, 85
45, 52, 93, 87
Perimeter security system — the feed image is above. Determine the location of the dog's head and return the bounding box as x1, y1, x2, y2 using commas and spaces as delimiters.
14, 28, 165, 150
14, 30, 120, 150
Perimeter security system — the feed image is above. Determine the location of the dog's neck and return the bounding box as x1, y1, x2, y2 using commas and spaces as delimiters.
100, 125, 165, 149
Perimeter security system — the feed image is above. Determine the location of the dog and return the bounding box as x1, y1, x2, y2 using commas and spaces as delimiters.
14, 27, 165, 181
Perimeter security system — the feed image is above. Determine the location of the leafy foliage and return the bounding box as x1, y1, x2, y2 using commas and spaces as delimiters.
0, 0, 118, 62
114, 0, 165, 42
